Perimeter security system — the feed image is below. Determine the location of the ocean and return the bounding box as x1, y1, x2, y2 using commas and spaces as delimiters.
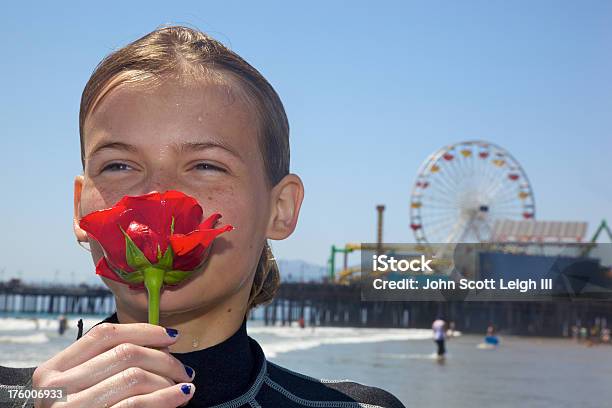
1, 313, 611, 407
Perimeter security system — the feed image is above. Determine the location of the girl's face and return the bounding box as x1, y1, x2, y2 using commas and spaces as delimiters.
73, 77, 301, 320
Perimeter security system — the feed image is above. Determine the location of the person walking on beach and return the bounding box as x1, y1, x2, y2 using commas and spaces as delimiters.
57, 314, 68, 336
432, 318, 447, 358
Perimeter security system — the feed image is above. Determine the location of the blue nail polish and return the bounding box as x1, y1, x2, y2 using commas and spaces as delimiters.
184, 365, 194, 378
181, 384, 191, 395
165, 327, 179, 337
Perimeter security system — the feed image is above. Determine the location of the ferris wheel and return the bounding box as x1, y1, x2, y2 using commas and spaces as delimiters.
409, 140, 535, 243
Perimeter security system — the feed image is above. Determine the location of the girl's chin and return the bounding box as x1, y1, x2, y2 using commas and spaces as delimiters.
119, 287, 203, 317
105, 266, 204, 295
125, 282, 198, 301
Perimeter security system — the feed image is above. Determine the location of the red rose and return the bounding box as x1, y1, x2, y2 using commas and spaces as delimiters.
79, 190, 233, 324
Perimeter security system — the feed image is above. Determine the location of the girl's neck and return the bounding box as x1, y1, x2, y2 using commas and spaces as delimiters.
115, 295, 249, 353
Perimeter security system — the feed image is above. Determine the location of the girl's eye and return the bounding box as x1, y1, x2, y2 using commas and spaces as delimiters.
102, 162, 132, 172
194, 162, 225, 172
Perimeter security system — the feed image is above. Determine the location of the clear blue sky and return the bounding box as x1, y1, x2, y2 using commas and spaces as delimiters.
1, 1, 611, 284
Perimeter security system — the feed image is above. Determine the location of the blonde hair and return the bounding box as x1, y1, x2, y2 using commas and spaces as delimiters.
79, 25, 288, 312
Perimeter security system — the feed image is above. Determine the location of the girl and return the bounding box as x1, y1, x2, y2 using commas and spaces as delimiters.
0, 25, 405, 408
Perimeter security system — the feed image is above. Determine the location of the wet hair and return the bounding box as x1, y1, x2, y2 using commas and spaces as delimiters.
79, 25, 287, 313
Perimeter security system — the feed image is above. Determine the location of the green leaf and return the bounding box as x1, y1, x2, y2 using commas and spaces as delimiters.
170, 216, 175, 235
157, 245, 174, 270
114, 268, 145, 284
163, 270, 192, 285
119, 225, 152, 270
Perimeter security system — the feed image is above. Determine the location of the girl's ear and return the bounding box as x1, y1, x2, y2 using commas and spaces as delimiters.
266, 174, 305, 240
73, 175, 88, 243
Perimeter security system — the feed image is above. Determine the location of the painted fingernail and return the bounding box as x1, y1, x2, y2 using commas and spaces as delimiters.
165, 327, 179, 337
184, 365, 194, 378
181, 384, 191, 395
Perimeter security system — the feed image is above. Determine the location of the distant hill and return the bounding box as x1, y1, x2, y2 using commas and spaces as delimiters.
275, 259, 328, 283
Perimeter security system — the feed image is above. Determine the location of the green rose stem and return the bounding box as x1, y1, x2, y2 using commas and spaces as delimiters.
118, 219, 184, 326
119, 225, 169, 326
143, 266, 165, 326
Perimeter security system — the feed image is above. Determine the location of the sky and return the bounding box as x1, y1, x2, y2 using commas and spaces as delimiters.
0, 0, 611, 284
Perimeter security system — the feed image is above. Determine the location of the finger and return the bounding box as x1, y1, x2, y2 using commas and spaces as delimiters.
154, 346, 171, 356
69, 367, 175, 408
59, 343, 194, 393
46, 323, 179, 371
108, 383, 195, 408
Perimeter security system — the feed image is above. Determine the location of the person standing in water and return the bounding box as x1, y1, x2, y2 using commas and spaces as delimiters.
57, 314, 68, 336
432, 318, 447, 357
484, 324, 500, 347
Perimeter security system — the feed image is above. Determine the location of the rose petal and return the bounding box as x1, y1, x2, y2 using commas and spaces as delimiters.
172, 245, 206, 270
126, 221, 163, 263
170, 224, 234, 256
95, 257, 126, 284
161, 191, 203, 235
80, 207, 136, 272
117, 190, 203, 238
200, 213, 222, 229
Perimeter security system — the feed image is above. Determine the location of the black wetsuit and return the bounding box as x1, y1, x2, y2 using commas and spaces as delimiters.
0, 312, 406, 407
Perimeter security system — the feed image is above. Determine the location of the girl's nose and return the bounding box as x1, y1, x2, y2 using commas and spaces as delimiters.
143, 178, 179, 195
144, 185, 173, 195
141, 164, 180, 195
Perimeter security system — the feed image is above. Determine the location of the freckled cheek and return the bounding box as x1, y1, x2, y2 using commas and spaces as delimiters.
205, 225, 261, 293
79, 188, 102, 216
80, 183, 123, 216
203, 188, 267, 274
200, 187, 265, 236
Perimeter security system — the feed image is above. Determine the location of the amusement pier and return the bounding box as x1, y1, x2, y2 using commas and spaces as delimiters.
0, 279, 610, 336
